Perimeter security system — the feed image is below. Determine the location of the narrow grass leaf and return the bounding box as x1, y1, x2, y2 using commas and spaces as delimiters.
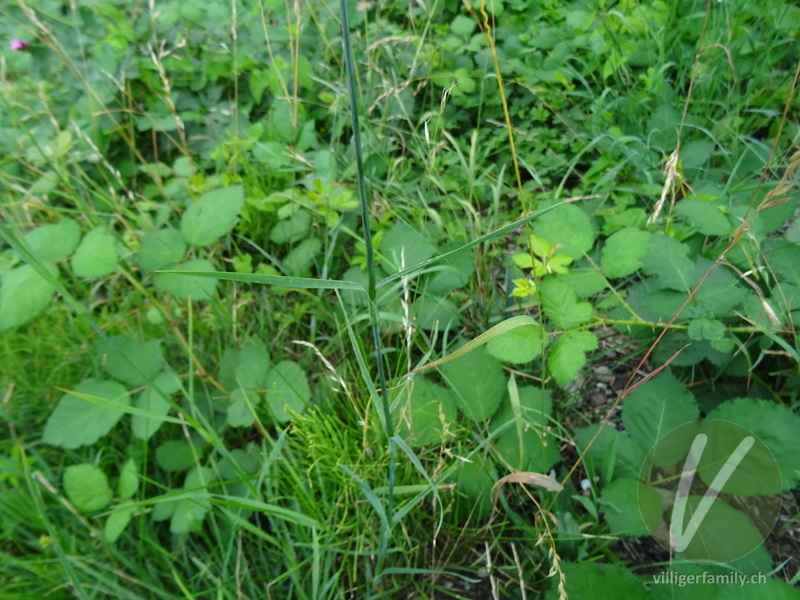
152, 269, 367, 292
411, 315, 538, 373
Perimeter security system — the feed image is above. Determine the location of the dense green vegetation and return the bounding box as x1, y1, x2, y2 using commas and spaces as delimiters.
2, 0, 800, 597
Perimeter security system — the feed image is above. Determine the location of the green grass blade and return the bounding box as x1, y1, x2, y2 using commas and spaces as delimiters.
209, 495, 320, 529
151, 270, 368, 292
411, 315, 539, 373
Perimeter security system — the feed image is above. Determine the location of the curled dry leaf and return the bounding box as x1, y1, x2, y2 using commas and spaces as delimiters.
491, 472, 564, 510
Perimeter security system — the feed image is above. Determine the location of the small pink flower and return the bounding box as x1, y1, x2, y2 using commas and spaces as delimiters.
10, 39, 29, 51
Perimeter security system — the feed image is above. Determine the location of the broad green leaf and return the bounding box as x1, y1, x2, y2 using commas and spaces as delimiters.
558, 268, 605, 298
599, 478, 661, 536
573, 424, 644, 481
227, 389, 261, 427
181, 185, 245, 246
0, 263, 57, 331
547, 330, 597, 384
170, 467, 214, 534
690, 260, 746, 317
709, 398, 800, 489
601, 228, 650, 278
63, 464, 112, 513
491, 386, 560, 472
153, 258, 218, 300
394, 377, 457, 448
687, 318, 726, 341
674, 197, 731, 235
71, 227, 118, 278
533, 203, 595, 259
118, 459, 139, 499
156, 440, 197, 472
766, 240, 800, 286
377, 204, 561, 289
235, 337, 270, 390
104, 501, 136, 544
414, 316, 539, 372
622, 371, 698, 456
131, 370, 181, 441
43, 380, 130, 449
411, 296, 461, 331
379, 222, 437, 273
23, 219, 81, 262
452, 459, 493, 523
285, 237, 322, 275
486, 323, 545, 363
137, 228, 187, 272
265, 361, 311, 422
641, 235, 697, 292
425, 243, 474, 294
540, 277, 593, 329
544, 562, 649, 600
270, 210, 311, 244
440, 346, 506, 421
96, 336, 164, 386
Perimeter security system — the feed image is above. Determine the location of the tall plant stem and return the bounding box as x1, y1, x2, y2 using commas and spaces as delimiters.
339, 0, 395, 587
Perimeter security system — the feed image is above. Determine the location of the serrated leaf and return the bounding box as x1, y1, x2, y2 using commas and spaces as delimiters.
688, 318, 726, 341
425, 243, 474, 294
118, 459, 138, 499
599, 478, 661, 536
573, 424, 644, 481
533, 203, 595, 259
270, 210, 311, 244
641, 235, 697, 291
43, 380, 130, 449
558, 268, 605, 298
265, 361, 311, 422
153, 258, 218, 300
548, 330, 598, 384
104, 501, 137, 544
23, 219, 81, 262
235, 337, 270, 390
492, 386, 560, 472
675, 197, 731, 235
227, 388, 261, 427
540, 277, 593, 329
453, 460, 493, 522
622, 371, 698, 456
411, 295, 461, 331
0, 263, 57, 331
137, 228, 187, 272
156, 440, 197, 472
379, 222, 437, 273
440, 346, 506, 421
394, 377, 457, 447
71, 227, 118, 278
485, 323, 545, 363
181, 186, 245, 246
709, 398, 800, 489
547, 562, 650, 600
131, 370, 181, 441
285, 237, 322, 275
601, 228, 650, 278
96, 336, 164, 386
170, 467, 213, 534
63, 464, 112, 513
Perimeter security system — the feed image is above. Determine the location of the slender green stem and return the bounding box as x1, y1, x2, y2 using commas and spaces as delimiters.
339, 0, 395, 590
